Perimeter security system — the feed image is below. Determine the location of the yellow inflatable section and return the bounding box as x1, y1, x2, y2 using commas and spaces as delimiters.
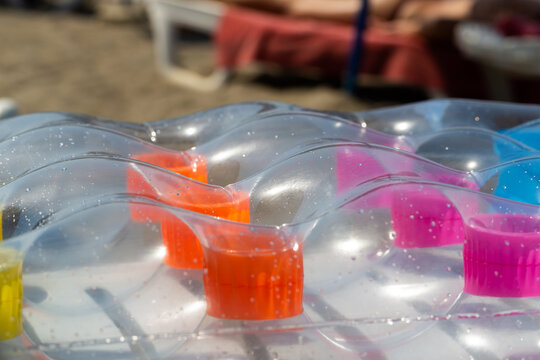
0, 247, 22, 341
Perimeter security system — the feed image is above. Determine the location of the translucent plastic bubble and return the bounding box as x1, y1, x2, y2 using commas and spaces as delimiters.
0, 143, 480, 241
410, 127, 537, 171
0, 101, 302, 149
502, 118, 540, 151
357, 99, 540, 136
0, 114, 410, 188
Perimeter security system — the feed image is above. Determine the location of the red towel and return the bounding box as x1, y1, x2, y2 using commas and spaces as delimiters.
215, 6, 445, 91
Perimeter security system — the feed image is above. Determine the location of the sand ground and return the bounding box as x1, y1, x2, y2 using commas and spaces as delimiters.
0, 8, 428, 123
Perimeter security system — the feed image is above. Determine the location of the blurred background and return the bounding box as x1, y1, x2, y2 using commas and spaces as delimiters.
0, 0, 539, 123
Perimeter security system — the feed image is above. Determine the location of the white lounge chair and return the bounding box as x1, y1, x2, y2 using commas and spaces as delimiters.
144, 0, 230, 91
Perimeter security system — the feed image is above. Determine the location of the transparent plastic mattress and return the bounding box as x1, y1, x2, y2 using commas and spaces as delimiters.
1, 99, 540, 359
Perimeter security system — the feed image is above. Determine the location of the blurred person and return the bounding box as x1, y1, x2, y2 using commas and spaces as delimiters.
216, 0, 540, 39
215, 0, 402, 22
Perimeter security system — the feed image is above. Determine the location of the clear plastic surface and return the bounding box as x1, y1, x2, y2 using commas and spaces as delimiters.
501, 118, 540, 151
1, 99, 540, 359
0, 115, 411, 187
0, 101, 302, 149
356, 99, 540, 135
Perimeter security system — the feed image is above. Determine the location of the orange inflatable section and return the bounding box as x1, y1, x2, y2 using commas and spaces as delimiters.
126, 151, 251, 269
202, 225, 304, 320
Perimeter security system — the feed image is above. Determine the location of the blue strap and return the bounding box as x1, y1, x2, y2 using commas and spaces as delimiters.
344, 0, 369, 94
